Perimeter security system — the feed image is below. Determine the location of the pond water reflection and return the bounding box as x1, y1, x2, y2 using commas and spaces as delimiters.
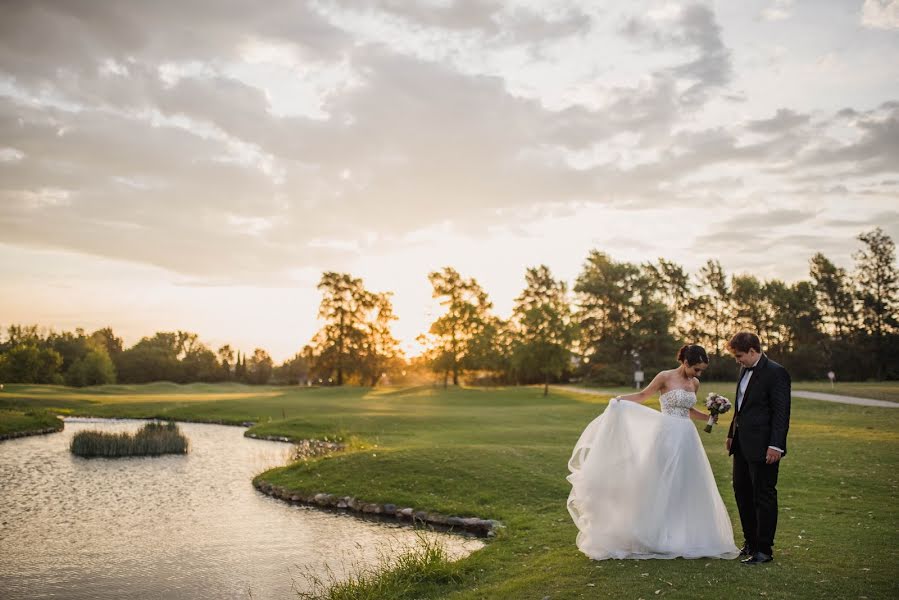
0, 419, 482, 599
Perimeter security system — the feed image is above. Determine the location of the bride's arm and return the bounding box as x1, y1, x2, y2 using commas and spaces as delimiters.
688, 407, 710, 422
615, 373, 664, 404
688, 378, 713, 422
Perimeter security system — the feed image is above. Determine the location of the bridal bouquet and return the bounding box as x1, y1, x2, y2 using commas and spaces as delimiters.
704, 393, 732, 433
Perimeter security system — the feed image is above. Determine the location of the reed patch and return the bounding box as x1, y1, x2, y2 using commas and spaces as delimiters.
70, 421, 189, 457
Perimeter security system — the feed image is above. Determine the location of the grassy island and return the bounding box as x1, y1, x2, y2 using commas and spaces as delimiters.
70, 421, 189, 457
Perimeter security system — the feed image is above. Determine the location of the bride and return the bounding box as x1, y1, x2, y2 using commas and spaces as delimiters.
567, 344, 739, 560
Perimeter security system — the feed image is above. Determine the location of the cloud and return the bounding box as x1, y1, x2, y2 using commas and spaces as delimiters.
621, 3, 733, 104
761, 0, 794, 22
704, 208, 819, 233
861, 0, 899, 29
672, 4, 732, 90
823, 210, 899, 231
799, 102, 899, 175
320, 0, 592, 40
0, 1, 349, 84
0, 0, 895, 289
746, 109, 810, 134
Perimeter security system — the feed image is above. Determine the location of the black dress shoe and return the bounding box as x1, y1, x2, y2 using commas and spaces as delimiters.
739, 544, 753, 557
740, 551, 773, 565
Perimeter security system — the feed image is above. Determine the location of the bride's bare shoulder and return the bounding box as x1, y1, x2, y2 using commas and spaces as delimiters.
654, 369, 676, 390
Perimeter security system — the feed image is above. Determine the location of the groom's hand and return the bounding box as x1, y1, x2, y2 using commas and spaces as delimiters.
725, 437, 732, 452
765, 448, 782, 464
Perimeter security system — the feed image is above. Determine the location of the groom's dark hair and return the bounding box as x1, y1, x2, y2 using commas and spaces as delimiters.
728, 331, 762, 353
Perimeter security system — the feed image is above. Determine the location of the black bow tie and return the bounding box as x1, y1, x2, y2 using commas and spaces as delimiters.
744, 366, 756, 372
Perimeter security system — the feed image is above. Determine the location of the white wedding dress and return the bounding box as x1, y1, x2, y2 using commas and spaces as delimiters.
566, 389, 739, 560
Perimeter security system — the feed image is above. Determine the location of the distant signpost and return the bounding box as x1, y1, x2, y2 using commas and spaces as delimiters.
634, 370, 644, 390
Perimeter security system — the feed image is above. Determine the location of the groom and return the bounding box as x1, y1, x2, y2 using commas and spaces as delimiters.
725, 331, 791, 565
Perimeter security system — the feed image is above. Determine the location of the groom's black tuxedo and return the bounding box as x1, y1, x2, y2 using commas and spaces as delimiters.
727, 355, 791, 460
727, 354, 791, 558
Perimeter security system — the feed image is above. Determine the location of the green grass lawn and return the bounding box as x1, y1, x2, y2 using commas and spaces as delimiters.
1, 383, 896, 599
0, 408, 62, 437
569, 380, 899, 403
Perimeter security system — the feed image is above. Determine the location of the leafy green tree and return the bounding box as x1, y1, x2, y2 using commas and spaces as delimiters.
272, 352, 310, 385
116, 332, 182, 383
762, 279, 793, 351
732, 275, 769, 341
0, 344, 63, 383
48, 329, 91, 373
426, 267, 496, 387
313, 272, 372, 386
2, 324, 44, 351
490, 322, 517, 385
246, 348, 274, 384
695, 259, 732, 355
181, 343, 221, 382
645, 258, 697, 341
462, 313, 506, 379
731, 275, 794, 351
809, 253, 856, 338
90, 326, 123, 354
234, 351, 246, 381
359, 292, 404, 386
217, 345, 235, 380
575, 252, 676, 384
511, 265, 576, 395
853, 228, 899, 378
415, 332, 454, 386
66, 347, 117, 387
854, 228, 898, 339
775, 281, 825, 377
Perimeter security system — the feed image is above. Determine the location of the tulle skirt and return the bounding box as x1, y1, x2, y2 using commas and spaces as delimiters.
567, 399, 739, 560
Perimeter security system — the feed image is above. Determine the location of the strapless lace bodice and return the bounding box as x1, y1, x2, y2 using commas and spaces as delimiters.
660, 389, 696, 419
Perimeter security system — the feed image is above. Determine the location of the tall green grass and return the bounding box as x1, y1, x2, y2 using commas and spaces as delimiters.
70, 421, 189, 457
294, 531, 461, 600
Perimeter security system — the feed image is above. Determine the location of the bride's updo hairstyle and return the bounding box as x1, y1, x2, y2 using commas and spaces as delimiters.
677, 344, 709, 366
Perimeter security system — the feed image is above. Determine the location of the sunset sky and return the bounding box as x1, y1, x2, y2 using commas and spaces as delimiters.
1, 1, 898, 361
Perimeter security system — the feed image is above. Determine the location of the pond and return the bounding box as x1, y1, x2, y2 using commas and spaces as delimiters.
0, 419, 483, 599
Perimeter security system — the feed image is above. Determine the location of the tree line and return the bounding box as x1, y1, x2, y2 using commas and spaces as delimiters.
304, 227, 898, 390
1, 228, 896, 388
0, 327, 301, 387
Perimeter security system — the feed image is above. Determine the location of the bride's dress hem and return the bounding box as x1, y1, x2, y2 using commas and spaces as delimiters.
574, 550, 738, 561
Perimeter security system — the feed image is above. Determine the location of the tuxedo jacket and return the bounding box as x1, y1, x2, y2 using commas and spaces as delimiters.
727, 355, 791, 461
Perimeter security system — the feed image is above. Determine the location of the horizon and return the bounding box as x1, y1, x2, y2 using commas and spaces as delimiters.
2, 1, 897, 362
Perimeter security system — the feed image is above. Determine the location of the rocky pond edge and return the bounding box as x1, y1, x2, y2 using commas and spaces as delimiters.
246, 433, 503, 537
252, 479, 503, 538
